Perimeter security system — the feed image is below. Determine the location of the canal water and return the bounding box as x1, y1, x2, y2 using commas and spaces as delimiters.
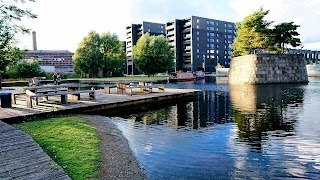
102, 77, 320, 179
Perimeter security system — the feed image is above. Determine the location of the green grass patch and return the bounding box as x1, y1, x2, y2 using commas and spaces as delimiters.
14, 116, 100, 180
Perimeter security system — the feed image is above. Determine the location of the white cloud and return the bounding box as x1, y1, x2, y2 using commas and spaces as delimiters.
228, 0, 320, 50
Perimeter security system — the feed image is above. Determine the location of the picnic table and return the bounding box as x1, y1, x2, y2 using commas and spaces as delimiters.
22, 84, 95, 108
104, 81, 164, 96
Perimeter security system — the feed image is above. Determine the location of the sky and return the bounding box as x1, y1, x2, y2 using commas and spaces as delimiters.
16, 0, 320, 52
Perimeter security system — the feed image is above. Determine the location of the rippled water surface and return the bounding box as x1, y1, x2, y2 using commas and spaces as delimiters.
105, 77, 320, 179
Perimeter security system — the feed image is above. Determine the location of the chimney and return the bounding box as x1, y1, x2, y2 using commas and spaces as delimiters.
32, 31, 37, 50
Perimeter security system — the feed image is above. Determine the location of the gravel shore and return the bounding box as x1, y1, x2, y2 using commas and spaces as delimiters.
80, 115, 146, 180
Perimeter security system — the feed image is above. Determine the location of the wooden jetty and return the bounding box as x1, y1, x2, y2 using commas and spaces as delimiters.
0, 88, 200, 179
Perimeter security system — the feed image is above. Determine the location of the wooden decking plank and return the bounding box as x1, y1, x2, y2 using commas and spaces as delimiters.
0, 121, 71, 179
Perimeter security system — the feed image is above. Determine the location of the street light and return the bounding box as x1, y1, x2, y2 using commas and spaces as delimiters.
202, 54, 206, 72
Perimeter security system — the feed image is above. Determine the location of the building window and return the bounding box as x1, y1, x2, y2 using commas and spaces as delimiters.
148, 29, 151, 32
197, 31, 199, 35
197, 55, 200, 58
197, 25, 199, 29
197, 43, 199, 47
217, 39, 219, 43
148, 24, 150, 28
197, 19, 199, 23
216, 45, 219, 49
197, 37, 199, 41
161, 25, 164, 29
207, 20, 210, 25
158, 25, 160, 28
197, 49, 200, 53
207, 32, 209, 36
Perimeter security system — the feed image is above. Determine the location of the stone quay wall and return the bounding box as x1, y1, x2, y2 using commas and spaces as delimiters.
228, 54, 309, 84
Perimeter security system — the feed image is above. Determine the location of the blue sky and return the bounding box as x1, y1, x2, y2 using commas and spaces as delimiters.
17, 0, 320, 52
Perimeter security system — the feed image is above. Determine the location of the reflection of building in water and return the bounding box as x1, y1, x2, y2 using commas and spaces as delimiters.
192, 91, 231, 128
229, 84, 305, 150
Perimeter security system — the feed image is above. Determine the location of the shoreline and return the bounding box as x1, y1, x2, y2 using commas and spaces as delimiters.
81, 115, 146, 180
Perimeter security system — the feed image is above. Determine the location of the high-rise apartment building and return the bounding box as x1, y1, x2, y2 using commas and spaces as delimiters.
125, 21, 166, 75
166, 16, 236, 72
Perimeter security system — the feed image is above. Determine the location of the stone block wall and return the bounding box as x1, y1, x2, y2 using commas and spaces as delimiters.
228, 54, 309, 84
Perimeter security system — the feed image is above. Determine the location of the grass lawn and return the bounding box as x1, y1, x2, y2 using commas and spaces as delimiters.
14, 116, 100, 180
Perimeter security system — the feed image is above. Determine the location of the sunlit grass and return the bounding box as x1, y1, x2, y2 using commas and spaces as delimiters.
14, 116, 100, 180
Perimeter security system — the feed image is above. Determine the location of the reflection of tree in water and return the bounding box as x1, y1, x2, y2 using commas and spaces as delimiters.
230, 84, 306, 152
129, 107, 171, 125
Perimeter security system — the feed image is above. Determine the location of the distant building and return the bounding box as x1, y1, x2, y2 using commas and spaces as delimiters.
166, 16, 236, 72
289, 49, 320, 64
125, 21, 166, 75
24, 50, 74, 72
24, 31, 74, 73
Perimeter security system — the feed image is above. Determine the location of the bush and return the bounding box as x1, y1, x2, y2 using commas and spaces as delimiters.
6, 60, 46, 78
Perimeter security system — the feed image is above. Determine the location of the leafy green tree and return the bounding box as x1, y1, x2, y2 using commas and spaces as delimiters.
231, 7, 301, 56
271, 22, 301, 53
73, 31, 125, 77
73, 31, 102, 77
6, 60, 45, 78
0, 0, 37, 88
100, 32, 125, 75
231, 7, 272, 56
133, 33, 174, 76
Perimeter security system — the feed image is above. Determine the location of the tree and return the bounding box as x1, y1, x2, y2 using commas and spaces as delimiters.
73, 31, 125, 77
133, 33, 174, 76
231, 7, 272, 56
100, 32, 125, 75
0, 0, 37, 88
6, 60, 45, 78
73, 31, 102, 77
271, 22, 301, 53
231, 7, 301, 56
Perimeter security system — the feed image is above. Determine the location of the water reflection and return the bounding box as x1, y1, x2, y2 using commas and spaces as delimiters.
229, 84, 305, 151
127, 90, 231, 130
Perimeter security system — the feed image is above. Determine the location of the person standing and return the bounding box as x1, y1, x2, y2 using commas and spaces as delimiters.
53, 71, 58, 85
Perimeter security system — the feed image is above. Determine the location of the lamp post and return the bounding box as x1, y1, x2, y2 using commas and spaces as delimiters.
202, 54, 206, 72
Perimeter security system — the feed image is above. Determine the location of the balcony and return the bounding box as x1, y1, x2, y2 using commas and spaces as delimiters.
166, 24, 175, 31
182, 28, 191, 33
183, 22, 191, 28
183, 40, 191, 45
183, 52, 191, 57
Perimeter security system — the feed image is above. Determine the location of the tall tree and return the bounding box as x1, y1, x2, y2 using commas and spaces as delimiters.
73, 31, 102, 77
133, 33, 174, 76
0, 0, 37, 88
231, 7, 302, 56
73, 31, 125, 77
231, 7, 272, 56
100, 32, 125, 75
271, 22, 301, 53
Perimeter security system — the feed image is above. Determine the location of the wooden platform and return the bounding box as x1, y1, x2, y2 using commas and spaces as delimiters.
0, 88, 199, 122
0, 88, 200, 179
0, 120, 70, 179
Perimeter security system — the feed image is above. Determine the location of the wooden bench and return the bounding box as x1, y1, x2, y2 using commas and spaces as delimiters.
11, 91, 26, 104
104, 85, 117, 94
158, 85, 165, 92
26, 90, 95, 108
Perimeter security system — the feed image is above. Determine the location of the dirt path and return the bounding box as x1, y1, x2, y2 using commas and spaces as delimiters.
81, 115, 146, 180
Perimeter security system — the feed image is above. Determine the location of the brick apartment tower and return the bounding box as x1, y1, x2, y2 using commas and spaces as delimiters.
32, 31, 37, 50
